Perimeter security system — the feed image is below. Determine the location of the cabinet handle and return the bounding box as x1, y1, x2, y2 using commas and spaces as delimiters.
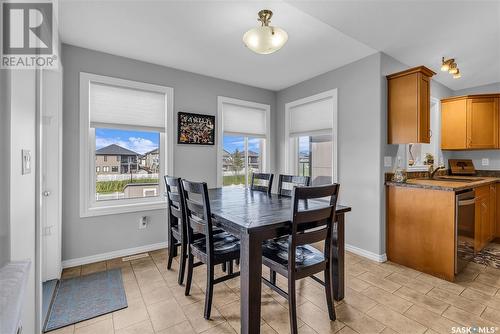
429, 129, 432, 139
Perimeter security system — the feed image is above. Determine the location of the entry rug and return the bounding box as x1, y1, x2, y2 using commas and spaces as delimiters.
44, 269, 128, 332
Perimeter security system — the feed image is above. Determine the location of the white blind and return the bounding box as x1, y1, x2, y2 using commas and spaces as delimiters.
223, 102, 267, 137
289, 97, 333, 136
90, 82, 166, 131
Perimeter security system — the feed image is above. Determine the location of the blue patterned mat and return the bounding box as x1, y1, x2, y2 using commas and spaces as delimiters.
44, 269, 127, 332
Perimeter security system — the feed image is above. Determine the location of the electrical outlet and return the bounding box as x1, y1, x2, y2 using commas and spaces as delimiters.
384, 156, 392, 167
139, 216, 148, 229
482, 158, 489, 166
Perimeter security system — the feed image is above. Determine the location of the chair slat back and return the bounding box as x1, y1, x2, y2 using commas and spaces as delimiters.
278, 174, 310, 197
164, 176, 185, 225
288, 184, 340, 266
250, 173, 274, 194
180, 179, 215, 258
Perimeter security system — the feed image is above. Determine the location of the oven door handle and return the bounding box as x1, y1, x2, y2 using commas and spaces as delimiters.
458, 198, 475, 206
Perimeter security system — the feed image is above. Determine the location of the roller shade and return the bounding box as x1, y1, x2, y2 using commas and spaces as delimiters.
90, 82, 166, 132
289, 97, 333, 136
223, 102, 267, 137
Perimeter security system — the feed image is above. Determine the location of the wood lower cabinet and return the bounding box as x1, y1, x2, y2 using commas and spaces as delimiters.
441, 94, 499, 150
474, 185, 491, 252
387, 186, 456, 281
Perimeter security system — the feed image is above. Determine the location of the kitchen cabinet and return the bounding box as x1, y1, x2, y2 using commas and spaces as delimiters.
490, 184, 497, 240
387, 66, 436, 144
497, 184, 500, 238
475, 185, 493, 252
441, 95, 499, 150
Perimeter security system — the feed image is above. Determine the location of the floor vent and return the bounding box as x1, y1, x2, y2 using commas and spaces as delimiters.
122, 253, 149, 262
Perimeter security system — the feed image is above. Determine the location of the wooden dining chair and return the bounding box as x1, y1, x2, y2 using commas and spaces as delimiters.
250, 172, 274, 194
181, 179, 241, 319
261, 184, 340, 334
164, 176, 189, 285
277, 174, 311, 197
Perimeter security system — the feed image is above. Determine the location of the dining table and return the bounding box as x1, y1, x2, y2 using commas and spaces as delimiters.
208, 187, 351, 334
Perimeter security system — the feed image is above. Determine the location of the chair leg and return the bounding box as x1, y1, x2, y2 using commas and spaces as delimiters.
221, 262, 226, 273
288, 278, 298, 334
270, 270, 276, 285
235, 258, 240, 266
178, 241, 187, 285
324, 266, 336, 321
185, 253, 194, 296
227, 261, 233, 275
204, 265, 214, 319
167, 235, 175, 270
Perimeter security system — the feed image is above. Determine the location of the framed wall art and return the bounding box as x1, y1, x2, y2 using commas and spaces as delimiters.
177, 112, 215, 145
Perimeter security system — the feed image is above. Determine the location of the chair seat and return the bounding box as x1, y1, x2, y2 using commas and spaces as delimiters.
262, 238, 326, 272
191, 232, 240, 264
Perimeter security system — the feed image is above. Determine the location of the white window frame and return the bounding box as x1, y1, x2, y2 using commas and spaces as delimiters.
79, 72, 174, 217
216, 96, 271, 188
284, 89, 338, 183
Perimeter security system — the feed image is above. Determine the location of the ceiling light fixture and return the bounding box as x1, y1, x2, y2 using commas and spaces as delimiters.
448, 63, 458, 75
441, 57, 461, 79
441, 57, 454, 72
243, 9, 288, 55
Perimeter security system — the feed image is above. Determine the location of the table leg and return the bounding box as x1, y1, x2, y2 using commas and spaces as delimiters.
240, 232, 262, 334
332, 213, 345, 301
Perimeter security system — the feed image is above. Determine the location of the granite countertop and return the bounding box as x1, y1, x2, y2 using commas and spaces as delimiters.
386, 176, 500, 191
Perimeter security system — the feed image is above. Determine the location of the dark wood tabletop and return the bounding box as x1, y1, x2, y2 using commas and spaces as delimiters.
207, 187, 351, 334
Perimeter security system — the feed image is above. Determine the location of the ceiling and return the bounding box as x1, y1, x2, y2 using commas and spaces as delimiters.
288, 0, 500, 91
59, 1, 499, 91
58, 1, 376, 91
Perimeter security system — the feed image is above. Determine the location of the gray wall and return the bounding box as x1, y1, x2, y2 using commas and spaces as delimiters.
276, 53, 385, 256
454, 82, 500, 96
0, 70, 11, 268
61, 44, 276, 261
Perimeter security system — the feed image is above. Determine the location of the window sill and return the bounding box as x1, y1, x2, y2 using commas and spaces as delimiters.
80, 199, 167, 218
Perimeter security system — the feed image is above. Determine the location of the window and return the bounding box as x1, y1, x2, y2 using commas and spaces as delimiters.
296, 135, 333, 185
223, 135, 265, 187
80, 73, 173, 217
285, 90, 338, 184
217, 97, 270, 188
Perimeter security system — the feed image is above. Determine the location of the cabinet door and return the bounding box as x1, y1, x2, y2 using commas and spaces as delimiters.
441, 99, 467, 149
490, 185, 496, 241
418, 74, 431, 143
467, 97, 499, 149
475, 186, 490, 252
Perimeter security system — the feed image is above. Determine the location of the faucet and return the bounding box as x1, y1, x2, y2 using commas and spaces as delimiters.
428, 164, 446, 179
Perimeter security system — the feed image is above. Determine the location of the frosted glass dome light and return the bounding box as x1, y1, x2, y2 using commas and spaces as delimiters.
243, 10, 288, 55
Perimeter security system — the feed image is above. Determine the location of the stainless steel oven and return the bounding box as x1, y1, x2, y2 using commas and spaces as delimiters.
455, 190, 475, 274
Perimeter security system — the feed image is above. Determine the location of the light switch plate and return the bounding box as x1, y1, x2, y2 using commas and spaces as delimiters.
22, 150, 31, 175
482, 158, 489, 166
384, 156, 392, 167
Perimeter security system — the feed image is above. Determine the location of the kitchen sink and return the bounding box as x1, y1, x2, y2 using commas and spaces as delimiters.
414, 177, 484, 183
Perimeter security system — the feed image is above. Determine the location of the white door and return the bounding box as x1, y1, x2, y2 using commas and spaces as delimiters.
40, 68, 63, 281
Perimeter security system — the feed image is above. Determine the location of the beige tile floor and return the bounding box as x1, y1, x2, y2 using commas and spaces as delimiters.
51, 249, 500, 334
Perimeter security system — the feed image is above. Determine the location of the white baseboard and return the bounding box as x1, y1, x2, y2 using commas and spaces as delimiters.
345, 243, 387, 263
62, 241, 168, 268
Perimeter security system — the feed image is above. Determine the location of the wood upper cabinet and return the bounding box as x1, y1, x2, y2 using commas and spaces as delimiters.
467, 97, 498, 149
387, 66, 436, 144
441, 95, 499, 150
